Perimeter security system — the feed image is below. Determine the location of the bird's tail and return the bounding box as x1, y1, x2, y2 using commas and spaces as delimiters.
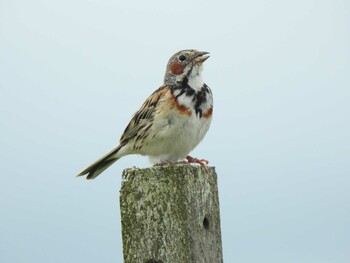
77, 146, 121, 180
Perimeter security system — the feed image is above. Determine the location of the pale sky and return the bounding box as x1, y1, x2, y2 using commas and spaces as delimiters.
1, 0, 349, 262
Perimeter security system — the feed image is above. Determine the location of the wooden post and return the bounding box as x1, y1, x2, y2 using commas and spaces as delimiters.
120, 165, 223, 263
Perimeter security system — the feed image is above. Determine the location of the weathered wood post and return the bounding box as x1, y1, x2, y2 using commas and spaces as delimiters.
120, 165, 223, 263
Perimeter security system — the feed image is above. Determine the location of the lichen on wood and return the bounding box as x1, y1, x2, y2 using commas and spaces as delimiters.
120, 165, 223, 263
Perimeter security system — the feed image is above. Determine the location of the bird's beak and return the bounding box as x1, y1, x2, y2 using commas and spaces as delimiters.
193, 51, 210, 63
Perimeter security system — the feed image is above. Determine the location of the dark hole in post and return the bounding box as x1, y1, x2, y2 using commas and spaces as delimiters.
203, 216, 210, 230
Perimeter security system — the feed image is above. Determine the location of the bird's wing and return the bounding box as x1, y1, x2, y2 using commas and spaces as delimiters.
119, 85, 170, 146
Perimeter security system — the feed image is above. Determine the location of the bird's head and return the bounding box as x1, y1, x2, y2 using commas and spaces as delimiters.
163, 49, 210, 86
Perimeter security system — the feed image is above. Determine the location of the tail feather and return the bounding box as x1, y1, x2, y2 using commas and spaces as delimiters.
77, 146, 121, 180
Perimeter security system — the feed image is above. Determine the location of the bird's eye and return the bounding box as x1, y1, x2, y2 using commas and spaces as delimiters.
178, 55, 187, 62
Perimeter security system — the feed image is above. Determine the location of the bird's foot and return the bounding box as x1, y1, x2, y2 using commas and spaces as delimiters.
154, 156, 209, 172
186, 155, 209, 172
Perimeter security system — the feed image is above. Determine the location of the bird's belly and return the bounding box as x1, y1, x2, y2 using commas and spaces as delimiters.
146, 114, 211, 163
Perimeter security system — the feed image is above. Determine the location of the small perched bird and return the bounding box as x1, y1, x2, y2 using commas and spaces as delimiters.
78, 49, 213, 179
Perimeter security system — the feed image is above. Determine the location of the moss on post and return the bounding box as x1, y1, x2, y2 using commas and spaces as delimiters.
120, 165, 223, 263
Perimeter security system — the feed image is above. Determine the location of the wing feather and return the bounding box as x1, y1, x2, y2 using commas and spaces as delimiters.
119, 86, 169, 145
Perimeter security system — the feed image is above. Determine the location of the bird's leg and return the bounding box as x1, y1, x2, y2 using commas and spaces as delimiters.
154, 157, 210, 173
186, 155, 209, 172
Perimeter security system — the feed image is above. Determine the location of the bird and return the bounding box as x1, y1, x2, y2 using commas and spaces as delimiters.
77, 49, 213, 179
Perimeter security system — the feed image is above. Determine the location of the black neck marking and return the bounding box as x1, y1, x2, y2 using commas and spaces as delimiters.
170, 77, 211, 117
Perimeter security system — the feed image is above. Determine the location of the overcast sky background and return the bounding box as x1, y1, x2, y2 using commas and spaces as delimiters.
1, 0, 349, 262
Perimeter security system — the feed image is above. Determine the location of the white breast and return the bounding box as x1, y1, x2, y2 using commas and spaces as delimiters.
147, 111, 212, 164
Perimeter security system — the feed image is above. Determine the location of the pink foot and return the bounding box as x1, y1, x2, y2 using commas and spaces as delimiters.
186, 155, 209, 172
154, 157, 210, 173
